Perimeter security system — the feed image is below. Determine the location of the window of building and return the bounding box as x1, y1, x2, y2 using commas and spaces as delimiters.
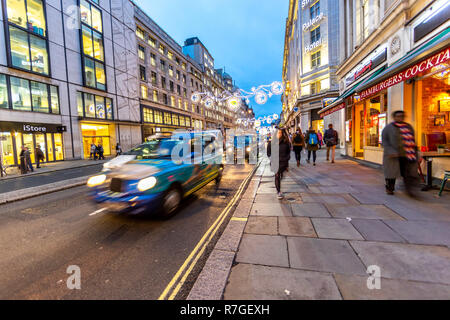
169, 81, 174, 92
148, 37, 156, 48
0, 75, 9, 109
311, 51, 321, 68
160, 59, 165, 71
177, 85, 181, 95
77, 92, 113, 119
176, 70, 180, 80
163, 93, 168, 105
310, 81, 321, 95
153, 90, 158, 102
311, 26, 320, 43
179, 116, 185, 127
182, 62, 186, 70
136, 27, 145, 40
164, 112, 172, 125
175, 57, 180, 65
138, 45, 145, 60
30, 81, 49, 113
6, 0, 49, 75
183, 74, 186, 84
172, 114, 179, 126
169, 65, 174, 77
140, 65, 147, 81
168, 51, 173, 60
80, 0, 106, 90
170, 96, 175, 107
159, 44, 165, 55
154, 110, 163, 123
151, 71, 157, 85
184, 101, 188, 111
178, 98, 182, 109
150, 53, 156, 66
141, 85, 148, 99
143, 107, 153, 123
183, 88, 187, 98
310, 1, 320, 19
161, 76, 166, 89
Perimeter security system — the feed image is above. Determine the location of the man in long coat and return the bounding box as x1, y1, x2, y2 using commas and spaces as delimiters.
382, 111, 419, 196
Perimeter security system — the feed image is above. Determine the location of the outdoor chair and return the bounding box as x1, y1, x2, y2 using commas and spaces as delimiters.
439, 170, 450, 197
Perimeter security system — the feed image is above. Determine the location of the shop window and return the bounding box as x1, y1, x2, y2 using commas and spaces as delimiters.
164, 112, 172, 125
84, 93, 95, 118
0, 132, 14, 166
179, 116, 185, 127
77, 92, 84, 116
80, 0, 106, 90
6, 0, 49, 75
54, 133, 64, 160
143, 108, 153, 123
95, 95, 106, 119
186, 117, 191, 127
365, 95, 382, 147
0, 75, 8, 109
106, 98, 113, 119
77, 92, 113, 120
172, 114, 179, 126
31, 81, 49, 113
311, 51, 321, 68
154, 110, 163, 124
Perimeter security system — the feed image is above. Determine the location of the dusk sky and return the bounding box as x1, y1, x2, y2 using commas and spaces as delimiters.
133, 0, 289, 119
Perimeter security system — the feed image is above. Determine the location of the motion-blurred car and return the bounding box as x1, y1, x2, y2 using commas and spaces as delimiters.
87, 131, 223, 218
227, 134, 258, 163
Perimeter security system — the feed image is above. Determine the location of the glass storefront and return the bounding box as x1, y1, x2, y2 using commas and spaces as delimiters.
81, 123, 111, 158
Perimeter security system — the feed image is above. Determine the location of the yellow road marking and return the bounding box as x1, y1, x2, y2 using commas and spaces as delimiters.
158, 166, 256, 300
231, 217, 248, 221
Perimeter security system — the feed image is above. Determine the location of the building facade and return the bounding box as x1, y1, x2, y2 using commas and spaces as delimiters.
282, 0, 343, 138
320, 0, 449, 178
0, 0, 140, 166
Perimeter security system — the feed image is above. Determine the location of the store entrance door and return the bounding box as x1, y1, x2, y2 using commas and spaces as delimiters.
354, 103, 365, 158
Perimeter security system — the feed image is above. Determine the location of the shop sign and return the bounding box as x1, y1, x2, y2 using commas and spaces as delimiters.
302, 12, 324, 31
0, 121, 62, 133
320, 103, 345, 119
323, 98, 335, 108
360, 46, 450, 100
346, 49, 387, 86
23, 124, 47, 132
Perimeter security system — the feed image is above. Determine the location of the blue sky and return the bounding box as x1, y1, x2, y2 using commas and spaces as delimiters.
133, 0, 288, 118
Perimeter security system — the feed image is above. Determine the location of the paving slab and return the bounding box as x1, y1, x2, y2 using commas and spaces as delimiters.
215, 220, 247, 252
250, 202, 292, 217
383, 220, 450, 246
334, 274, 450, 300
300, 193, 359, 205
287, 237, 367, 275
232, 199, 254, 218
317, 186, 360, 194
351, 219, 406, 243
278, 217, 317, 237
326, 204, 404, 220
244, 217, 278, 235
350, 241, 450, 285
312, 218, 364, 240
384, 200, 450, 222
236, 234, 289, 267
224, 264, 342, 300
291, 203, 331, 218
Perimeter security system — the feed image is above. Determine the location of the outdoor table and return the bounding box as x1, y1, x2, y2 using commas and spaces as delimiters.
420, 151, 450, 191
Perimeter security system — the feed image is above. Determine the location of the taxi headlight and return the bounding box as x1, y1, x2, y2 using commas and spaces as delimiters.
246, 147, 251, 152
87, 174, 106, 187
137, 176, 157, 192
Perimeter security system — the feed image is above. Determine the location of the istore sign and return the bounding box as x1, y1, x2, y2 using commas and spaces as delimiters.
360, 46, 450, 99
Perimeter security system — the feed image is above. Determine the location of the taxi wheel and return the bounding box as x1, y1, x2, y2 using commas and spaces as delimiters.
160, 187, 182, 218
216, 166, 224, 184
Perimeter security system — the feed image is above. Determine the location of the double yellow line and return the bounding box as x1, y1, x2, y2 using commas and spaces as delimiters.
158, 165, 257, 300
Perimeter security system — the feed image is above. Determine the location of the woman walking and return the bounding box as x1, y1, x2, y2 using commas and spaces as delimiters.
292, 128, 305, 167
305, 127, 319, 166
267, 128, 292, 200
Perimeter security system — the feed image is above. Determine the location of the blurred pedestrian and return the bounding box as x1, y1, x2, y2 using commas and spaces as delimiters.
305, 127, 319, 166
25, 147, 34, 172
324, 124, 338, 163
97, 144, 105, 160
267, 128, 291, 200
317, 130, 323, 149
90, 143, 96, 160
382, 110, 419, 197
35, 144, 45, 168
116, 143, 122, 157
292, 128, 305, 167
19, 146, 27, 174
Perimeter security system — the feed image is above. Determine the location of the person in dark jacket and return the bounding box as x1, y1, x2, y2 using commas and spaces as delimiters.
19, 146, 28, 174
292, 128, 305, 167
324, 124, 339, 163
25, 147, 34, 172
305, 128, 319, 166
35, 144, 45, 168
382, 111, 419, 197
97, 144, 105, 160
267, 128, 291, 199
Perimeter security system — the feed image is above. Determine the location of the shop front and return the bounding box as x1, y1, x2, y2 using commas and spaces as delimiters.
80, 122, 113, 159
0, 121, 65, 167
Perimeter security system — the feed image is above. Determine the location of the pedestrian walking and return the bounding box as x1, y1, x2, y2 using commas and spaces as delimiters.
90, 143, 97, 160
292, 128, 305, 167
115, 143, 122, 157
35, 144, 45, 168
382, 110, 419, 197
305, 127, 319, 166
324, 124, 339, 163
97, 144, 105, 160
267, 128, 291, 200
19, 146, 27, 174
25, 147, 34, 172
317, 131, 323, 149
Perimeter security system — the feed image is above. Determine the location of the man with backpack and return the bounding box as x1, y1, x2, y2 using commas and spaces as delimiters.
305, 127, 319, 166
292, 128, 305, 167
324, 124, 339, 163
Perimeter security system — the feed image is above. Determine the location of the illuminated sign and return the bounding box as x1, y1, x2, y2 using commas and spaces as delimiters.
305, 38, 323, 53
360, 46, 450, 99
301, 0, 313, 8
303, 13, 324, 31
320, 103, 345, 118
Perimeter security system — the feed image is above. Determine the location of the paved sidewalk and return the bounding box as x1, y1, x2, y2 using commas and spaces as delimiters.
190, 150, 450, 300
1, 158, 108, 180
